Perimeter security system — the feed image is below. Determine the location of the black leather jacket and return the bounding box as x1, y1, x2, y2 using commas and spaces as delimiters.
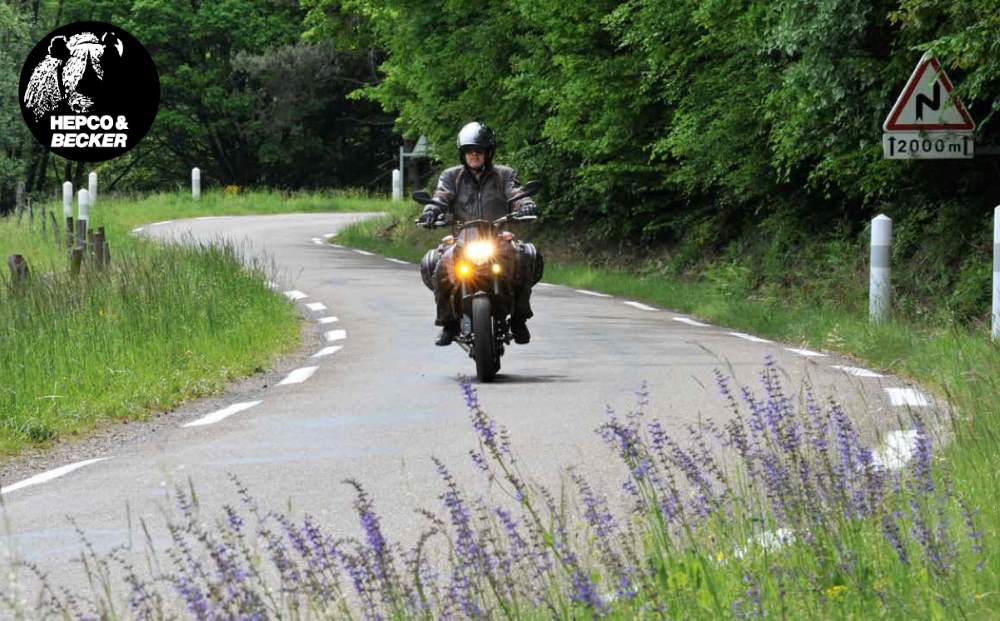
431, 164, 536, 222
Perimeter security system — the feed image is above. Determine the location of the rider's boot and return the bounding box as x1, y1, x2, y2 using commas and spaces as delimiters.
434, 284, 460, 346
510, 317, 530, 344
435, 321, 460, 346
511, 285, 533, 344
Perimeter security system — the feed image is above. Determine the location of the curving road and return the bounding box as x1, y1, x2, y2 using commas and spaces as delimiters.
0, 213, 940, 601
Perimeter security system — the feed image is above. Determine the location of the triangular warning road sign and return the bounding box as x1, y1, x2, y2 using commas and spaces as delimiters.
883, 53, 976, 132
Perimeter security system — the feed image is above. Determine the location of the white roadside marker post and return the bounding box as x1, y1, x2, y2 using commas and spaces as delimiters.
870, 214, 892, 324
993, 206, 1000, 341
392, 168, 402, 201
62, 181, 73, 248
77, 189, 89, 224
62, 181, 73, 218
88, 171, 97, 207
192, 167, 201, 200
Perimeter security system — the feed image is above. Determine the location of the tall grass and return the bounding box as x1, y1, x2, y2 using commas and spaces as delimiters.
0, 188, 382, 453
0, 235, 299, 453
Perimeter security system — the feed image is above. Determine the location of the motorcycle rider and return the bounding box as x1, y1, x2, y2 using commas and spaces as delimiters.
418, 122, 543, 346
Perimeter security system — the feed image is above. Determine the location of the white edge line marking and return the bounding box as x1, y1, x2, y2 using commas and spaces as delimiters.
131, 227, 144, 233
306, 302, 327, 312
353, 249, 375, 256
727, 331, 771, 343
194, 216, 219, 221
325, 329, 347, 342
386, 258, 411, 265
283, 290, 308, 301
318, 316, 339, 324
183, 400, 263, 428
150, 220, 174, 226
312, 345, 343, 358
330, 243, 344, 249
278, 366, 320, 386
831, 365, 884, 378
873, 429, 919, 470
625, 301, 658, 311
885, 387, 930, 407
1, 458, 109, 495
576, 289, 612, 298
672, 316, 709, 327
785, 347, 827, 358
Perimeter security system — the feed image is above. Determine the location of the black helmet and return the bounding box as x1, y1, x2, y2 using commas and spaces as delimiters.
456, 121, 496, 166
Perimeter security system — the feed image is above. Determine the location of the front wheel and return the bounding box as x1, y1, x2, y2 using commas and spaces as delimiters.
472, 296, 497, 382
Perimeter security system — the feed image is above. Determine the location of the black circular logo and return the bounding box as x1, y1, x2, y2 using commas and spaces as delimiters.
18, 21, 159, 162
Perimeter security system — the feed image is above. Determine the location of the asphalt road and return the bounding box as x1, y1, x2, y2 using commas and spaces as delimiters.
0, 213, 941, 604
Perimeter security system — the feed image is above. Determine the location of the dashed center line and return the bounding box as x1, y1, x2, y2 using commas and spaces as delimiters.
831, 365, 884, 378
325, 329, 347, 342
576, 289, 612, 298
785, 347, 826, 358
385, 258, 411, 265
150, 220, 174, 226
672, 317, 709, 327
278, 366, 319, 386
283, 290, 308, 301
323, 233, 337, 239
625, 301, 658, 311
306, 302, 327, 312
727, 331, 771, 343
312, 345, 343, 358
318, 316, 339, 324
184, 400, 263, 428
1, 458, 108, 495
353, 249, 375, 256
885, 387, 929, 407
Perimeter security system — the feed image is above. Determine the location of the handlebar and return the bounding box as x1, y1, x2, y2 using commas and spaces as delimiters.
414, 214, 538, 229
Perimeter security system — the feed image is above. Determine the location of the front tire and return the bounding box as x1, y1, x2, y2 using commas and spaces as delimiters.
472, 296, 497, 382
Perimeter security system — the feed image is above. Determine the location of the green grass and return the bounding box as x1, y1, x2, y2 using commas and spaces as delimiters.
336, 197, 1000, 618
0, 189, 380, 454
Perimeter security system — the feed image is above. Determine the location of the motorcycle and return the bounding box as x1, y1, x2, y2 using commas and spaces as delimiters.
413, 181, 541, 382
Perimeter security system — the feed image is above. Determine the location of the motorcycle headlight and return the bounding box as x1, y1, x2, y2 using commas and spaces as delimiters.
464, 240, 496, 265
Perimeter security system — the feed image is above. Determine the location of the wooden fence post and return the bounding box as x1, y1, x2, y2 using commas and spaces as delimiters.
66, 217, 75, 248
49, 211, 60, 246
70, 247, 83, 276
15, 182, 24, 225
95, 227, 106, 268
7, 254, 29, 287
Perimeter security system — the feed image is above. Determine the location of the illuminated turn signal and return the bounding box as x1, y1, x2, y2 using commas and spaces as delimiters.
457, 262, 471, 277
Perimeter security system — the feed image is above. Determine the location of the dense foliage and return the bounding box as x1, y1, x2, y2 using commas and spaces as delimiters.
302, 0, 1000, 320
0, 0, 394, 204
2, 0, 999, 317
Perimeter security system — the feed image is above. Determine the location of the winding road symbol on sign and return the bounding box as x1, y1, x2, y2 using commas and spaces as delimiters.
883, 53, 975, 132
883, 53, 976, 159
